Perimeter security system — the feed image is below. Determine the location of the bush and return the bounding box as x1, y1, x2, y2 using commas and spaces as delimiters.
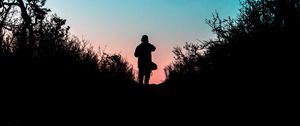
0, 0, 135, 86
164, 0, 300, 89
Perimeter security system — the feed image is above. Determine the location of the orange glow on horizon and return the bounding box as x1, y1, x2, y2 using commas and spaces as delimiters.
98, 39, 173, 85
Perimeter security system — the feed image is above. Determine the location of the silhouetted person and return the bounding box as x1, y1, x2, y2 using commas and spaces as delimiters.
134, 35, 156, 85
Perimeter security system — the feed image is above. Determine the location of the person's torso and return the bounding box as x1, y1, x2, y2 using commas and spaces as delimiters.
137, 43, 153, 68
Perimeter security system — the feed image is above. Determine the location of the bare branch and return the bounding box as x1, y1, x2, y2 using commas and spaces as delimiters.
1, 3, 12, 28
3, 2, 20, 6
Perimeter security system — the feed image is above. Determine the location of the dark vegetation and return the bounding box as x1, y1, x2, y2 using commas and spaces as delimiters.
0, 0, 138, 91
2, 0, 298, 125
164, 0, 298, 95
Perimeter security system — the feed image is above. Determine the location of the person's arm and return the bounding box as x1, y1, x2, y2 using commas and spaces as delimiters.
151, 44, 156, 52
134, 47, 139, 57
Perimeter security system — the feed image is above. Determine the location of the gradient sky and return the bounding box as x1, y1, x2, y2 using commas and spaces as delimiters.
46, 0, 241, 84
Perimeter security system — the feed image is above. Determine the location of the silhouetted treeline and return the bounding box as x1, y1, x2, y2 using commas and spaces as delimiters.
164, 0, 299, 94
0, 0, 137, 85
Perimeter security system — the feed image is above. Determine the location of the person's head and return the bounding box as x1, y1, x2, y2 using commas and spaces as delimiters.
141, 35, 149, 43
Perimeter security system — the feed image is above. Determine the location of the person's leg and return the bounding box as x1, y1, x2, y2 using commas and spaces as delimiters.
144, 70, 151, 85
138, 69, 144, 84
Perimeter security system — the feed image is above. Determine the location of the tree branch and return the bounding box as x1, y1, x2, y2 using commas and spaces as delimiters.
3, 2, 20, 6
1, 3, 12, 28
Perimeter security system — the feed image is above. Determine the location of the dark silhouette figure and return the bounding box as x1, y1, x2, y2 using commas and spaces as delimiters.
135, 35, 156, 85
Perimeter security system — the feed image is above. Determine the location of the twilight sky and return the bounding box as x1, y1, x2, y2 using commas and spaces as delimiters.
46, 0, 241, 84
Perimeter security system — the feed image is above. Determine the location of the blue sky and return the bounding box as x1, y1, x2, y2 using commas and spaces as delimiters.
45, 0, 242, 84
